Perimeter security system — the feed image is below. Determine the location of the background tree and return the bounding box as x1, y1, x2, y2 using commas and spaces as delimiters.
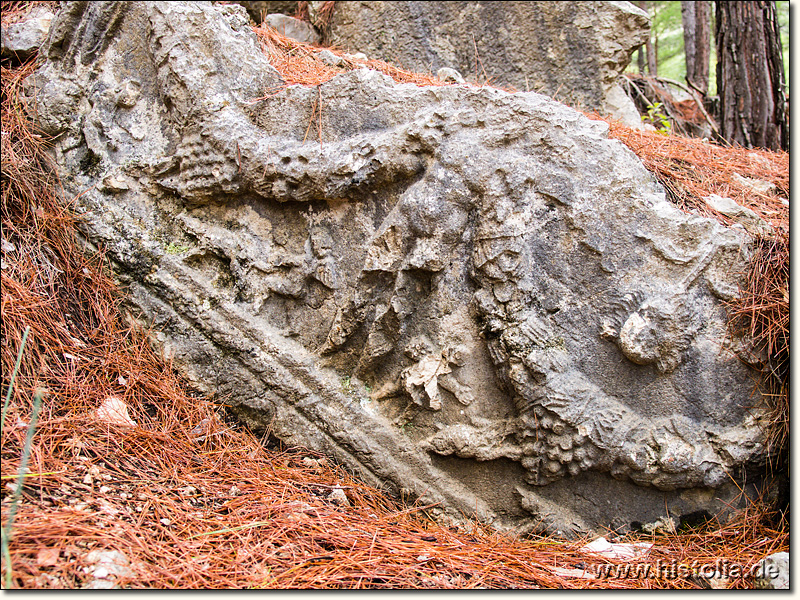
714, 1, 787, 150
635, 0, 646, 74
647, 1, 659, 76
635, 1, 658, 75
681, 1, 711, 95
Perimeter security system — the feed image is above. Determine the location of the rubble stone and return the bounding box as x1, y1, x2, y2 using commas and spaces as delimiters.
263, 13, 321, 45
1, 6, 54, 60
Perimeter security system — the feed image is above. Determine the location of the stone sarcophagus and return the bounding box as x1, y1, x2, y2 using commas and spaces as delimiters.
31, 1, 767, 535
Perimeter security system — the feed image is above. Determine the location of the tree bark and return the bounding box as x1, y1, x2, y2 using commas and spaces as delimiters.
681, 1, 710, 95
648, 2, 658, 76
715, 1, 787, 150
635, 1, 648, 74
638, 1, 657, 76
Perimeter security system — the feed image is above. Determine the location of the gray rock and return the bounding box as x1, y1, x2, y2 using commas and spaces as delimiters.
704, 194, 773, 238
32, 1, 768, 536
345, 51, 368, 62
1, 6, 54, 60
82, 549, 134, 588
436, 67, 465, 84
326, 1, 648, 121
605, 82, 648, 130
754, 552, 789, 589
235, 1, 299, 23
317, 48, 346, 67
327, 486, 351, 507
731, 172, 778, 195
263, 13, 321, 45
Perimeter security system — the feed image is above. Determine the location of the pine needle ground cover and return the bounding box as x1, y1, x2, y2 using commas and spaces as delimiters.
1, 6, 789, 589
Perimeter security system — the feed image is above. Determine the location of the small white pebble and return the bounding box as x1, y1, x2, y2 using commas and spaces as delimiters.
327, 487, 350, 507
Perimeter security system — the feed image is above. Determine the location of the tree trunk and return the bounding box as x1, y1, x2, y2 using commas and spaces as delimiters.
645, 27, 657, 76
637, 1, 658, 76
681, 1, 711, 95
647, 2, 658, 76
635, 1, 647, 74
715, 1, 787, 150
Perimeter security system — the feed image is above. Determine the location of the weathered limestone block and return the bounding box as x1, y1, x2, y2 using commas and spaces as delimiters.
1, 5, 55, 60
235, 1, 299, 23
32, 1, 768, 536
326, 1, 649, 124
263, 13, 321, 44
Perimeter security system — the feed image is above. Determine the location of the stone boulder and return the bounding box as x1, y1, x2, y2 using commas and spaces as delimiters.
326, 1, 649, 126
31, 1, 768, 536
263, 13, 321, 44
235, 1, 299, 23
1, 5, 55, 60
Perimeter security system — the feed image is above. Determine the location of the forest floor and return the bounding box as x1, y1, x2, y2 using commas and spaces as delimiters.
1, 6, 790, 589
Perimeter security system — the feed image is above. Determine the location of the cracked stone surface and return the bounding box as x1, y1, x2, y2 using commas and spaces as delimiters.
31, 1, 768, 536
325, 1, 650, 124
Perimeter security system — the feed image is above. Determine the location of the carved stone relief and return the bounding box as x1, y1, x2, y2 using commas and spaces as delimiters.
32, 1, 769, 535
